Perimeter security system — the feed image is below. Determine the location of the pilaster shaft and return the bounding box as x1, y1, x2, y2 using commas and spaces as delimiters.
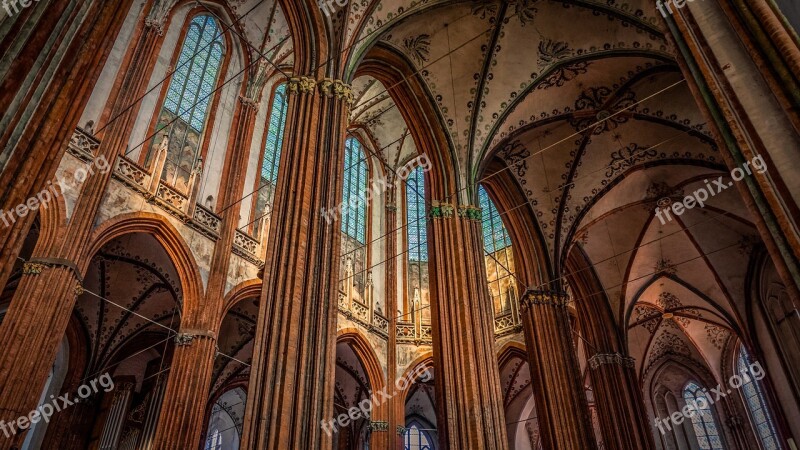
152, 334, 216, 449
588, 353, 655, 450
427, 205, 508, 450
520, 289, 597, 450
240, 77, 349, 450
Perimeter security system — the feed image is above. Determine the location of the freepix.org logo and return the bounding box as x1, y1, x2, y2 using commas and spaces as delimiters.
0, 373, 114, 439
653, 361, 766, 435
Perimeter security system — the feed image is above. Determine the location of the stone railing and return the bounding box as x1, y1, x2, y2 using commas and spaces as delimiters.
396, 321, 432, 346
493, 311, 521, 337
372, 311, 389, 337
67, 127, 100, 159
233, 229, 261, 264
63, 127, 261, 265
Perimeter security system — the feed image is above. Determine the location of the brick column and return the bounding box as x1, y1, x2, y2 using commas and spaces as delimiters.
0, 10, 170, 447
427, 203, 508, 450
377, 190, 400, 450
587, 353, 655, 450
152, 61, 268, 449
240, 77, 351, 450
520, 289, 597, 450
0, 0, 136, 290
151, 332, 217, 449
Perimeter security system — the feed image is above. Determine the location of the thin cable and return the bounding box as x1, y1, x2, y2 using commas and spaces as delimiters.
94, 0, 270, 137
341, 129, 698, 281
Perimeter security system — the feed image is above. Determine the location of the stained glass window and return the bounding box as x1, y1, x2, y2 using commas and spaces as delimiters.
404, 423, 433, 450
405, 165, 428, 320
253, 83, 288, 236
261, 83, 288, 186
406, 166, 428, 262
341, 137, 368, 244
479, 185, 516, 316
738, 346, 781, 450
148, 15, 224, 191
683, 382, 724, 449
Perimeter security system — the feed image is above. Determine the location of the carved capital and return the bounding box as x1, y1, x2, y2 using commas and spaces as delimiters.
318, 78, 355, 105
238, 95, 259, 109
458, 205, 482, 221
22, 262, 46, 276
396, 426, 407, 436
287, 76, 317, 95
144, 17, 166, 35
429, 202, 455, 219
369, 421, 389, 432
588, 353, 635, 370
74, 284, 85, 296
174, 329, 217, 347
520, 289, 569, 310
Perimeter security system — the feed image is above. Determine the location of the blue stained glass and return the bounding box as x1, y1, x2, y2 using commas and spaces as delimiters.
406, 166, 428, 261
683, 382, 724, 449
341, 138, 368, 244
261, 83, 288, 186
738, 346, 782, 449
163, 15, 224, 133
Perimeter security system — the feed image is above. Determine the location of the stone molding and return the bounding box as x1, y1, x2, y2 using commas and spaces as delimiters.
369, 421, 389, 432
458, 205, 482, 221
588, 353, 635, 370
519, 289, 569, 310
429, 202, 455, 219
287, 76, 317, 95
174, 329, 217, 347
318, 78, 355, 105
22, 258, 83, 283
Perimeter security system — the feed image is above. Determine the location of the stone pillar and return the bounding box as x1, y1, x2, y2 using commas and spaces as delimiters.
98, 381, 135, 450
427, 203, 508, 450
151, 332, 217, 449
587, 353, 655, 450
0, 8, 165, 443
152, 62, 268, 449
520, 289, 597, 450
382, 187, 403, 450
0, 0, 141, 290
240, 77, 351, 450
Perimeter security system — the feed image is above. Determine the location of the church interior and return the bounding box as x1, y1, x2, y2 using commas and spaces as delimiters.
0, 0, 799, 449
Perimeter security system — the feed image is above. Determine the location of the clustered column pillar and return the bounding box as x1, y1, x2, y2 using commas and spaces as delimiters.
152, 60, 269, 449
378, 183, 402, 450
520, 289, 597, 450
0, 9, 167, 449
587, 353, 655, 450
240, 76, 351, 450
427, 203, 509, 450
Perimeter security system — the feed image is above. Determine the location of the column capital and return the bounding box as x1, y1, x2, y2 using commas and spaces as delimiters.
429, 201, 455, 219
458, 205, 482, 221
588, 352, 635, 370
174, 329, 217, 347
238, 95, 259, 109
520, 289, 569, 310
369, 421, 389, 432
22, 258, 83, 283
318, 78, 355, 105
287, 76, 317, 95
